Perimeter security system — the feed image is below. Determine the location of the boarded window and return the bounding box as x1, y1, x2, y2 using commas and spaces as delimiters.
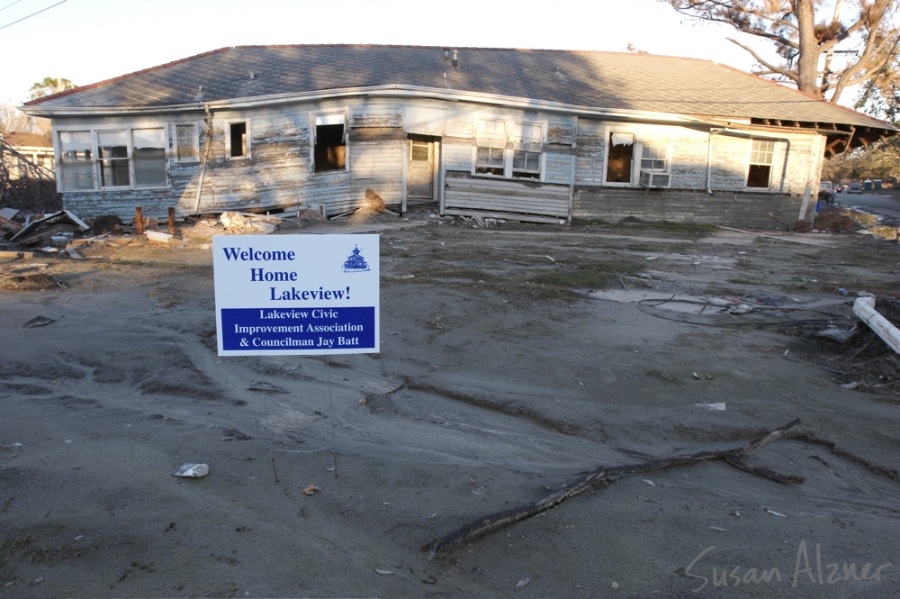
747, 139, 775, 188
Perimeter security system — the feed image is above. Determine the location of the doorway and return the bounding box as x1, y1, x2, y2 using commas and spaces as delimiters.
406, 134, 440, 209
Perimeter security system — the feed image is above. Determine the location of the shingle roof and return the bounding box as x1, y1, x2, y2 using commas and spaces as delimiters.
24, 44, 894, 131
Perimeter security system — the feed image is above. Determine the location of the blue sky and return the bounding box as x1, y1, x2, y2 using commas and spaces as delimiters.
0, 0, 767, 104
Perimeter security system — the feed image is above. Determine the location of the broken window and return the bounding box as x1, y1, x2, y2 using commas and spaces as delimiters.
175, 123, 199, 162
511, 123, 542, 179
747, 139, 775, 188
98, 130, 130, 188
59, 131, 94, 190
58, 127, 170, 192
606, 132, 634, 184
475, 118, 544, 180
133, 128, 167, 187
475, 118, 507, 176
228, 121, 249, 158
314, 115, 346, 172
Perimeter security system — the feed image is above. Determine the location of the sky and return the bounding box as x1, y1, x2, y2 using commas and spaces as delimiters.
0, 0, 773, 105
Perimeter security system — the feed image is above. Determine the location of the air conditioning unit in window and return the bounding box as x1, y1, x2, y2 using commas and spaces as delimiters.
640, 171, 671, 188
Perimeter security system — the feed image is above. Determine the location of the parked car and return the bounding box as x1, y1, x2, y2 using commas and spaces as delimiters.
847, 181, 863, 194
818, 180, 835, 202
834, 183, 845, 193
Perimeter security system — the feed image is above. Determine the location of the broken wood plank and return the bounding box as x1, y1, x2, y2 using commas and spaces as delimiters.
421, 418, 802, 559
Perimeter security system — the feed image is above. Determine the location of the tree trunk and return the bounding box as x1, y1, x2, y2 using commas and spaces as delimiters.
795, 0, 820, 95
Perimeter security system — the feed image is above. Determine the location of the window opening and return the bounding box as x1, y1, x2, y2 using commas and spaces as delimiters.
511, 122, 542, 179
747, 139, 775, 188
410, 139, 430, 161
175, 123, 198, 162
606, 132, 634, 183
229, 122, 248, 158
98, 130, 130, 187
314, 122, 346, 172
475, 118, 507, 176
133, 128, 166, 186
640, 139, 668, 171
59, 131, 93, 190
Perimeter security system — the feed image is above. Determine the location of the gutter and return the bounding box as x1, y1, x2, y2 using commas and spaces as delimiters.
20, 85, 697, 125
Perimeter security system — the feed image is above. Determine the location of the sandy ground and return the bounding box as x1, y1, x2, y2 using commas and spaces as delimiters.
1, 211, 898, 598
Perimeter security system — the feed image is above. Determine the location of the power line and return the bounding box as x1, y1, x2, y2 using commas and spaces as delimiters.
0, 0, 67, 31
0, 1, 26, 14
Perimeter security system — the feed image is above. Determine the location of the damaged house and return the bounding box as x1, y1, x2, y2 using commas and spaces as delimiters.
22, 45, 897, 227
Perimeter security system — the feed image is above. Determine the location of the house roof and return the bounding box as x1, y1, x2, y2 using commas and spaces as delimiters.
24, 44, 895, 138
0, 129, 53, 149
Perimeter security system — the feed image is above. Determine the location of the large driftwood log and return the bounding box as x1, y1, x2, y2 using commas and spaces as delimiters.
422, 418, 802, 559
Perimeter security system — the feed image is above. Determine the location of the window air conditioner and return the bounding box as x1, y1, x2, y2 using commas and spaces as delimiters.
640, 171, 671, 188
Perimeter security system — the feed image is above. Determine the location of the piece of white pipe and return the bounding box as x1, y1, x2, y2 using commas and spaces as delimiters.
853, 297, 900, 353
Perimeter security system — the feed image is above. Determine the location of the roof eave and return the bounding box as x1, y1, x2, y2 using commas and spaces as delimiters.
20, 84, 700, 124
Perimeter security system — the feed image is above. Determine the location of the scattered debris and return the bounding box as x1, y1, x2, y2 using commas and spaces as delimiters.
247, 381, 289, 394
374, 568, 394, 576
816, 326, 857, 344
171, 463, 209, 478
867, 226, 899, 241
10, 210, 90, 245
302, 484, 321, 496
694, 402, 726, 411
765, 508, 787, 518
145, 231, 173, 244
853, 296, 900, 353
365, 189, 385, 212
220, 211, 280, 234
515, 577, 531, 588
23, 315, 55, 328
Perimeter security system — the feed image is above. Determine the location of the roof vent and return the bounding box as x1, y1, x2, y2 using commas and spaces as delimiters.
452, 49, 459, 69
249, 71, 256, 80
443, 48, 450, 62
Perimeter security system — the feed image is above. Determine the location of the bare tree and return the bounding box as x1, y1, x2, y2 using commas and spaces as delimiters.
663, 0, 899, 106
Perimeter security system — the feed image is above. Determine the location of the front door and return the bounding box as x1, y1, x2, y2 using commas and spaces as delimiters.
407, 135, 438, 203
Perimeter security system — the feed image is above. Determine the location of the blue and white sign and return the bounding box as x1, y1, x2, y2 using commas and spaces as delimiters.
213, 234, 379, 356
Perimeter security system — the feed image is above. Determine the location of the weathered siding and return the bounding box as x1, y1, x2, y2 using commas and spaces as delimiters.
53, 97, 828, 228
572, 187, 805, 228
444, 171, 569, 223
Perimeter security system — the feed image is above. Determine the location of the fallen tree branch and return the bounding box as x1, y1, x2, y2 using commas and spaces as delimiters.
422, 418, 801, 560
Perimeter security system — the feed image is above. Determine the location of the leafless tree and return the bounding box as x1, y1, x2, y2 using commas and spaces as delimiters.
663, 0, 899, 107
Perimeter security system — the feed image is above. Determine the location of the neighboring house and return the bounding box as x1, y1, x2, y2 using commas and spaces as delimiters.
22, 45, 897, 227
0, 130, 55, 180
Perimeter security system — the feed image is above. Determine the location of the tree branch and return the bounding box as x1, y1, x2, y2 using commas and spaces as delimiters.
422, 418, 802, 559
